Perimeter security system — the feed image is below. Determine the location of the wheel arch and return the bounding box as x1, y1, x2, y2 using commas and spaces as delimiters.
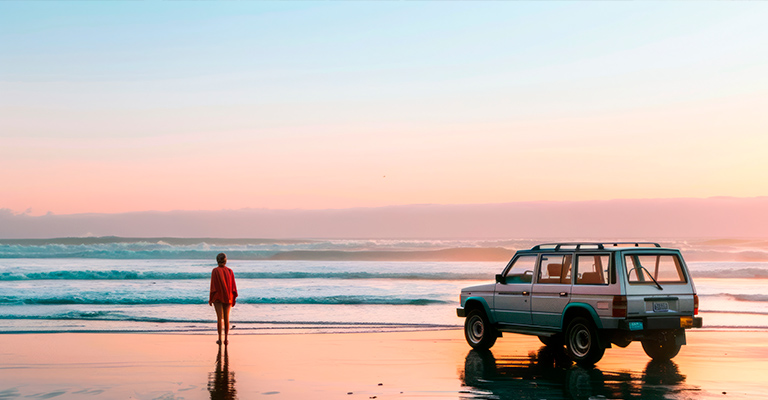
463, 297, 496, 324
561, 303, 603, 331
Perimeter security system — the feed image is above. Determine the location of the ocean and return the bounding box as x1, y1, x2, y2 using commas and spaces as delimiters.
1, 238, 766, 334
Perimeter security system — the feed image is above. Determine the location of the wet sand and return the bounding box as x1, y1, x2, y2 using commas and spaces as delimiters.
1, 330, 767, 399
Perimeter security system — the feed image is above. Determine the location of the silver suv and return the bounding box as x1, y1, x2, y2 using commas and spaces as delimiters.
457, 242, 703, 365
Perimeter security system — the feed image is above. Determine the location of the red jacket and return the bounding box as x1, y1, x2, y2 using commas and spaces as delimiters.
209, 266, 238, 305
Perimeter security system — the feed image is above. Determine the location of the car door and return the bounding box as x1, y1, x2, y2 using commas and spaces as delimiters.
494, 254, 537, 325
530, 253, 573, 327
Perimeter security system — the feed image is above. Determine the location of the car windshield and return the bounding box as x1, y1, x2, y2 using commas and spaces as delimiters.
624, 254, 686, 284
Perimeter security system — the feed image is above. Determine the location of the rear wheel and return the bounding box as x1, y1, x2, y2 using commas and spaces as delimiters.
464, 309, 497, 350
642, 333, 682, 360
565, 317, 605, 365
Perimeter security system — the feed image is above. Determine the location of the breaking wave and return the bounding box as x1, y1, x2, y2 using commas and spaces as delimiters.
0, 311, 457, 328
0, 237, 519, 261
689, 267, 768, 279
723, 294, 768, 302
700, 293, 768, 302
5, 237, 768, 261
0, 270, 491, 281
0, 295, 449, 306
0, 310, 210, 324
699, 310, 768, 315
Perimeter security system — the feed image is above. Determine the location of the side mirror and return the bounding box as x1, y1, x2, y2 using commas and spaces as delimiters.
495, 274, 506, 284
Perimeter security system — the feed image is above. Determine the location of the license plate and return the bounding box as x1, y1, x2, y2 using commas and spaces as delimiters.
653, 302, 669, 312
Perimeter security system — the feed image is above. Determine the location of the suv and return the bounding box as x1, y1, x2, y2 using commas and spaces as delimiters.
457, 242, 703, 365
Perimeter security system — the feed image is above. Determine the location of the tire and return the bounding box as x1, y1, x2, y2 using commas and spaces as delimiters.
642, 334, 682, 361
464, 309, 497, 350
538, 334, 564, 347
565, 317, 605, 365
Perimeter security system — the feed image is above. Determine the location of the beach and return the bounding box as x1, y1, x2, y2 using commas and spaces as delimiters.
2, 239, 768, 399
2, 329, 768, 399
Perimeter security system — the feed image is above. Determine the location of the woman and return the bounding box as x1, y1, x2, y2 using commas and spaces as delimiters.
209, 253, 238, 345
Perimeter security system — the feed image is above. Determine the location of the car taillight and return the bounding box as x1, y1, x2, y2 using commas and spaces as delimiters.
694, 294, 699, 315
612, 295, 627, 318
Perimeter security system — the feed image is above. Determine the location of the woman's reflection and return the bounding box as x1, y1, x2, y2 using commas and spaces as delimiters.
208, 345, 237, 400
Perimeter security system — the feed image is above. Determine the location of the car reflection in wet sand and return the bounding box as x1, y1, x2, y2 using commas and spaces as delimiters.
460, 345, 694, 400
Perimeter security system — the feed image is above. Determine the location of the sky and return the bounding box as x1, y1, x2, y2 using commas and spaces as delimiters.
2, 2, 768, 216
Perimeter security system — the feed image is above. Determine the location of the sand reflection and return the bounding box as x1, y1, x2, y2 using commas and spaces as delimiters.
208, 345, 237, 400
461, 346, 694, 400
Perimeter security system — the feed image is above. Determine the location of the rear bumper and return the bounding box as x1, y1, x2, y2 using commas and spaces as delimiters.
619, 316, 703, 331
456, 308, 466, 318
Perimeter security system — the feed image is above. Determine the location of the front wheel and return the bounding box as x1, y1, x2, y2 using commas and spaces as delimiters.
642, 333, 682, 360
464, 309, 497, 350
565, 317, 605, 365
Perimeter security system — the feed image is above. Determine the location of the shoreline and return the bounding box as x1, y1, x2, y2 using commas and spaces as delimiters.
1, 330, 767, 399
0, 326, 765, 335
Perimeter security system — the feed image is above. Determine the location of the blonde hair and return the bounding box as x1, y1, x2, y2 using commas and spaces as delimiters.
216, 253, 227, 265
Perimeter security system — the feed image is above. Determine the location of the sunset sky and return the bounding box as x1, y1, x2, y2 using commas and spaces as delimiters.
2, 2, 767, 216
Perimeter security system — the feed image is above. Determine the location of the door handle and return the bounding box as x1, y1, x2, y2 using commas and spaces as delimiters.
559, 292, 568, 297
522, 291, 530, 296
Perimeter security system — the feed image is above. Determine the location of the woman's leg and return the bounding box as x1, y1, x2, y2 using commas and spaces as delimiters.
222, 303, 232, 344
213, 302, 224, 343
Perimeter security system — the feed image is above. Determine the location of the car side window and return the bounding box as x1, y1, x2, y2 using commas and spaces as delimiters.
538, 254, 572, 284
503, 255, 537, 283
576, 254, 610, 285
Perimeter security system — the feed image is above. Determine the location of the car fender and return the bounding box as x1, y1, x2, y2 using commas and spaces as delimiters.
463, 297, 497, 324
561, 303, 603, 330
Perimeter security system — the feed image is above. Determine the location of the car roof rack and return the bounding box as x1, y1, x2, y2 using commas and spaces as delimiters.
530, 242, 662, 251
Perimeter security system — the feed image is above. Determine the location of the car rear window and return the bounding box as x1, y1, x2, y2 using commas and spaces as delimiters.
624, 254, 687, 284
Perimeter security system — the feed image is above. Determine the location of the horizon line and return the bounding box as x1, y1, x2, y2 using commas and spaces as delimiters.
4, 195, 767, 218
